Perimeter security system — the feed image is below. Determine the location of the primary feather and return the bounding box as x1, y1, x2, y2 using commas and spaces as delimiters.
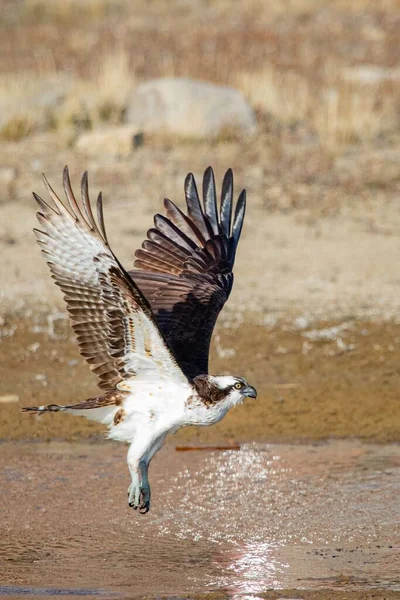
130, 167, 246, 379
34, 167, 185, 390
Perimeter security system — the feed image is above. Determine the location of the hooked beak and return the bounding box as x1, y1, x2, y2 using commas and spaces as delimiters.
244, 385, 257, 399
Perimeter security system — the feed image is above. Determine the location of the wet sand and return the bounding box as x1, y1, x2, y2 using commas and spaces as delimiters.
0, 440, 399, 599
1, 313, 400, 443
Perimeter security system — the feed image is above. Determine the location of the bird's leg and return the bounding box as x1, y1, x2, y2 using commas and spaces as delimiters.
138, 459, 151, 514
127, 466, 141, 509
127, 433, 166, 513
127, 442, 151, 513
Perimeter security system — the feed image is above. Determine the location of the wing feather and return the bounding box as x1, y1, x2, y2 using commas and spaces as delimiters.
153, 214, 197, 251
220, 169, 233, 238
34, 167, 186, 389
130, 167, 247, 378
164, 198, 206, 245
184, 172, 213, 239
202, 166, 219, 235
231, 189, 246, 263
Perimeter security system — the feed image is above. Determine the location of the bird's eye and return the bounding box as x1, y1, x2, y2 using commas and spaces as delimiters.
234, 382, 243, 390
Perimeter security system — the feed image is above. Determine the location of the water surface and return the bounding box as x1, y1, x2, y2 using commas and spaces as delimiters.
1, 440, 399, 598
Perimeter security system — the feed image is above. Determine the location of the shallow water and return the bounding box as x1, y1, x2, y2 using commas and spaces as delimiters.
0, 440, 399, 598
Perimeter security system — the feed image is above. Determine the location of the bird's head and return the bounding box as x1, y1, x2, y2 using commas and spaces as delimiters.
192, 374, 257, 408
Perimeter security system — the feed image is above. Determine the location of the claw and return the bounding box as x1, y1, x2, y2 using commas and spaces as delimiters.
139, 503, 150, 514
139, 487, 151, 514
127, 483, 140, 509
128, 484, 150, 512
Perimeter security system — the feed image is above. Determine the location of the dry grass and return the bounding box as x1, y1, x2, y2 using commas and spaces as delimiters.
0, 72, 72, 141
0, 48, 134, 141
54, 48, 134, 134
20, 0, 127, 24
237, 68, 312, 126
237, 65, 400, 151
0, 0, 400, 152
314, 81, 398, 150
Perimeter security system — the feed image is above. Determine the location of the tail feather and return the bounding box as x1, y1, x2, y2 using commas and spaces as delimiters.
21, 389, 128, 416
21, 404, 67, 415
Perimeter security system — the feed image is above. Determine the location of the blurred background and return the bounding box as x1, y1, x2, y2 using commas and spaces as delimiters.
1, 4, 400, 595
1, 0, 400, 443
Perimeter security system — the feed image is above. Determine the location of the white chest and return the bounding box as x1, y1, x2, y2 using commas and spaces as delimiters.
182, 396, 230, 427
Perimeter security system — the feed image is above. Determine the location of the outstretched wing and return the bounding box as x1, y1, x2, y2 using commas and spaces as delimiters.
34, 167, 186, 390
129, 167, 246, 379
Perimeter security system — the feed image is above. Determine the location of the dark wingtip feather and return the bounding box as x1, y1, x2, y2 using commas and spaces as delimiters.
184, 173, 200, 212
41, 174, 67, 215
33, 191, 55, 214
203, 166, 213, 181
202, 167, 218, 234
62, 165, 69, 182
232, 189, 246, 248
184, 172, 211, 239
80, 171, 96, 229
81, 171, 89, 197
62, 165, 70, 192
62, 165, 80, 219
220, 168, 233, 237
184, 172, 194, 188
96, 192, 108, 244
184, 172, 198, 206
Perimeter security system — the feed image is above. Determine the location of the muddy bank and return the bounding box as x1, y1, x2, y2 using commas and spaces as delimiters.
1, 312, 400, 443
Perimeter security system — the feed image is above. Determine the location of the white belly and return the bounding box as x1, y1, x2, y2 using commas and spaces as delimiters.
105, 379, 190, 444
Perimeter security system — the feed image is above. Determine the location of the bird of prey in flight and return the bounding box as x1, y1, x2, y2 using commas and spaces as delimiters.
22, 166, 257, 514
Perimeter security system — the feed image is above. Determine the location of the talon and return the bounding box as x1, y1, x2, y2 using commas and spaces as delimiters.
138, 488, 151, 514
127, 476, 150, 513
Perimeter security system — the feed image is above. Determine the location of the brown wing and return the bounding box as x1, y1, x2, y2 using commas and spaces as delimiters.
33, 167, 186, 390
129, 167, 246, 379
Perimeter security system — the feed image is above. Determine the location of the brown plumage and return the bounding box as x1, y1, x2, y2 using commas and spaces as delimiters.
130, 167, 246, 379
191, 374, 230, 405
21, 390, 128, 415
113, 407, 126, 425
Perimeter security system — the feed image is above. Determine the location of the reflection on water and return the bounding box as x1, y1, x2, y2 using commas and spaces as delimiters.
156, 442, 400, 593
0, 441, 399, 598
217, 541, 289, 596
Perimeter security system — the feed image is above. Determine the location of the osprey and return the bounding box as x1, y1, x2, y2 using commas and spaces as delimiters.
22, 167, 257, 514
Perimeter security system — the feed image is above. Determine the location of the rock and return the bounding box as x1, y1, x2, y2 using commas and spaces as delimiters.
0, 166, 17, 185
75, 125, 141, 157
0, 394, 19, 404
29, 78, 70, 111
125, 78, 256, 139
